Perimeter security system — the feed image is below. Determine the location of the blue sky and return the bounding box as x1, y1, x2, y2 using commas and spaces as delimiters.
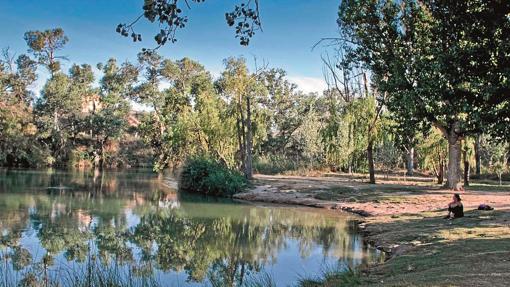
1, 0, 340, 93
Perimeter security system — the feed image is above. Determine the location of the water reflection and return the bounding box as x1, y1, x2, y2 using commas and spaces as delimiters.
0, 169, 379, 286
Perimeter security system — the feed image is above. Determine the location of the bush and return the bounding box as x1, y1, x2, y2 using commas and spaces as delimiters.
179, 157, 247, 196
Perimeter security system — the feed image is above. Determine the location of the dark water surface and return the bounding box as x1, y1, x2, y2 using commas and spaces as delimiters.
0, 169, 380, 286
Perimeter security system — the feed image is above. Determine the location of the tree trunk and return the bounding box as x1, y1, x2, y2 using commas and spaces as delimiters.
367, 139, 376, 184
347, 123, 352, 173
406, 147, 414, 176
236, 117, 245, 171
463, 159, 470, 187
99, 140, 105, 169
438, 159, 444, 184
463, 142, 470, 187
244, 95, 253, 179
446, 130, 462, 190
474, 134, 481, 176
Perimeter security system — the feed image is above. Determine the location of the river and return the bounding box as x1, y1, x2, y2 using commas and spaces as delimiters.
0, 169, 380, 286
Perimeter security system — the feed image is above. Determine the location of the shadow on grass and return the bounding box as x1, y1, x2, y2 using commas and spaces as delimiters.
313, 184, 443, 203
466, 182, 510, 192
363, 209, 510, 287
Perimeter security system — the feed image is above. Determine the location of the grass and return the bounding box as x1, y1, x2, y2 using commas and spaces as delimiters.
465, 182, 510, 192
297, 266, 363, 287
361, 209, 510, 286
312, 177, 509, 204
300, 209, 510, 286
240, 272, 277, 287
313, 184, 433, 203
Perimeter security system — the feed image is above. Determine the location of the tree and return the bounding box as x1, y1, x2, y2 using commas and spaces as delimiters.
0, 50, 45, 166
338, 0, 510, 189
132, 51, 233, 171
257, 68, 315, 159
118, 0, 261, 48
24, 28, 68, 75
417, 128, 448, 184
85, 59, 138, 168
35, 64, 94, 165
488, 141, 509, 185
217, 57, 267, 179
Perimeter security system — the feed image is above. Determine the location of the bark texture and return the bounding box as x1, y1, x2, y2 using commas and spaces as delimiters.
367, 139, 376, 184
446, 128, 462, 190
475, 134, 481, 176
463, 142, 470, 186
406, 147, 414, 176
245, 95, 253, 179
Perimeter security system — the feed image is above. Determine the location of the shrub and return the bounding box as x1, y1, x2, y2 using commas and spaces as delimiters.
179, 157, 247, 196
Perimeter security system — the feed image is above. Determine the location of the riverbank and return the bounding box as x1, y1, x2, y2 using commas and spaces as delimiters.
234, 173, 510, 286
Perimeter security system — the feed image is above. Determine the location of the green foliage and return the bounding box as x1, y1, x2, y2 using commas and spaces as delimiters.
179, 157, 247, 196
134, 52, 238, 172
338, 0, 510, 188
34, 67, 92, 165
24, 28, 68, 74
417, 128, 448, 179
321, 94, 379, 172
0, 50, 50, 167
487, 141, 509, 185
118, 1, 261, 47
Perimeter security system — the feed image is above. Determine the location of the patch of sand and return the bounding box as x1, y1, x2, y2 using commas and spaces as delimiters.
234, 174, 510, 216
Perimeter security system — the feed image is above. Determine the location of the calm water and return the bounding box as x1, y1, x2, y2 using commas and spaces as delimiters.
0, 169, 379, 286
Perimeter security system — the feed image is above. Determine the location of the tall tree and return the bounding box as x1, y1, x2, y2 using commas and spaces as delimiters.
217, 57, 266, 179
35, 64, 94, 165
86, 59, 138, 168
338, 0, 510, 189
257, 68, 314, 159
133, 51, 229, 171
0, 50, 42, 166
24, 28, 68, 75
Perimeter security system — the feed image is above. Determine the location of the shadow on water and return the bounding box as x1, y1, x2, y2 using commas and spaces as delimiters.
0, 169, 381, 286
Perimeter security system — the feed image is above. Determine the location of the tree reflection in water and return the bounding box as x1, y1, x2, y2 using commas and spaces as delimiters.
0, 169, 379, 286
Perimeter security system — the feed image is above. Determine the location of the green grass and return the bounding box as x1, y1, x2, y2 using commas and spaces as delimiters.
297, 266, 362, 287
313, 184, 433, 203
300, 209, 510, 286
362, 209, 510, 286
465, 182, 510, 192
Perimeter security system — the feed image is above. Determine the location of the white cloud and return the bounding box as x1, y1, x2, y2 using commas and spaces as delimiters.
287, 76, 327, 94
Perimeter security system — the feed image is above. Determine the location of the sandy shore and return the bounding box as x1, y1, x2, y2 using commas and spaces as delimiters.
233, 174, 510, 217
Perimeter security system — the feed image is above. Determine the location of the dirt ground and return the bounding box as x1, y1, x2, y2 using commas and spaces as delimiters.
235, 173, 510, 286
234, 173, 510, 216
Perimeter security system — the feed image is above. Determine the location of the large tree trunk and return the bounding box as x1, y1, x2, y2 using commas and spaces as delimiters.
474, 134, 481, 176
367, 139, 376, 184
244, 95, 253, 179
406, 147, 414, 176
446, 128, 462, 190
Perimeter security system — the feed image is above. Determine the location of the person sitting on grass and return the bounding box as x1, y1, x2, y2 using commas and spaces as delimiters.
444, 193, 464, 219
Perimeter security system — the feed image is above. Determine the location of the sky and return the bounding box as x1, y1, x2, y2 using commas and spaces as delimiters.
0, 0, 341, 94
